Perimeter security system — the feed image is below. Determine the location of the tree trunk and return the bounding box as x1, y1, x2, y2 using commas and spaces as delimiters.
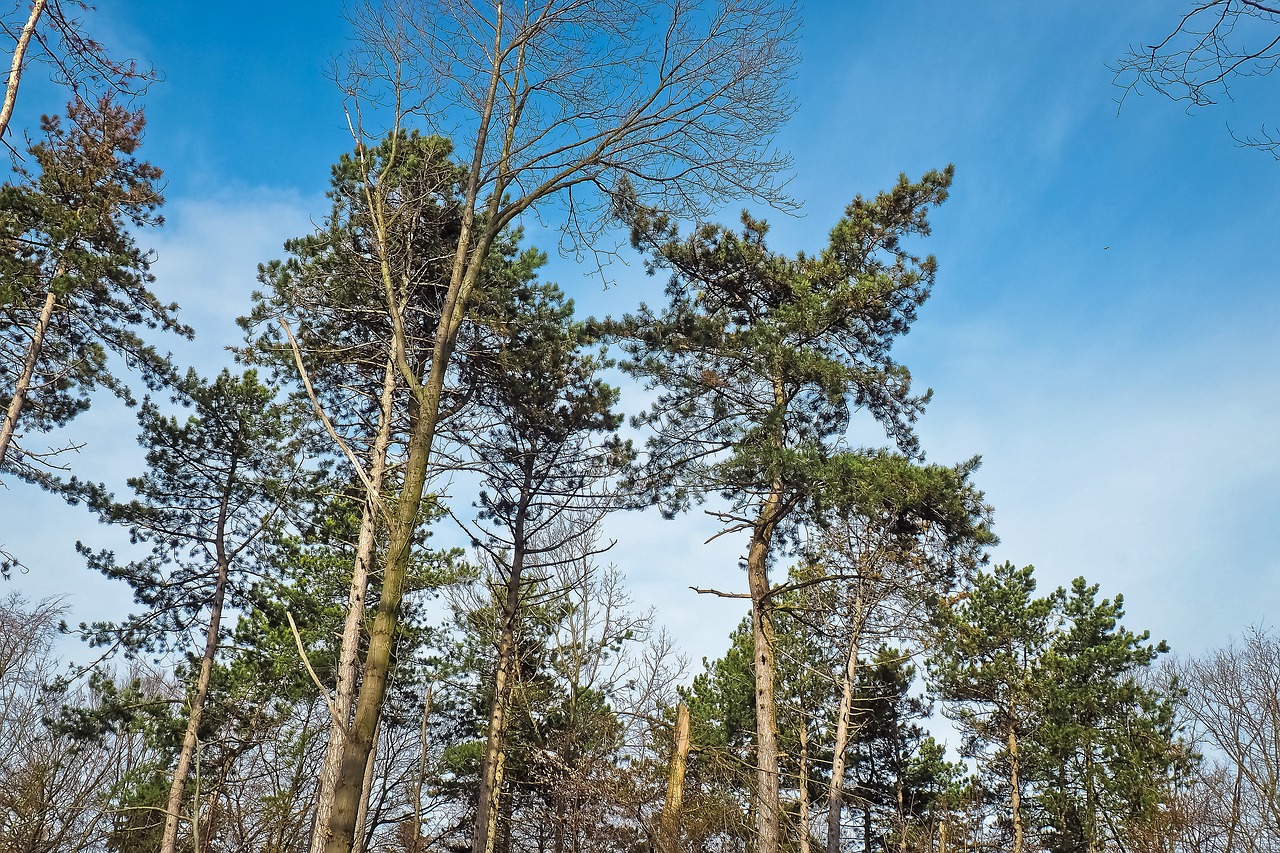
0, 288, 56, 466
826, 614, 863, 853
353, 712, 381, 853
798, 722, 811, 853
410, 686, 434, 851
472, 482, 531, 853
659, 702, 692, 853
323, 63, 504, 846
747, 486, 783, 853
1007, 724, 1023, 853
488, 747, 506, 853
0, 0, 47, 141
311, 358, 396, 853
160, 553, 231, 853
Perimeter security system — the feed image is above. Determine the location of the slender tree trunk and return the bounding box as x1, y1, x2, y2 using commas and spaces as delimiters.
311, 358, 396, 853
353, 712, 381, 853
1007, 724, 1023, 853
826, 600, 863, 853
323, 215, 498, 853
0, 0, 47, 140
473, 488, 530, 853
160, 553, 232, 853
410, 686, 434, 851
659, 702, 692, 853
798, 722, 811, 853
488, 747, 506, 853
0, 289, 56, 466
747, 485, 783, 853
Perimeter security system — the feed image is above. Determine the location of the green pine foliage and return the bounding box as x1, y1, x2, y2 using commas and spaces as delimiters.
1, 96, 190, 483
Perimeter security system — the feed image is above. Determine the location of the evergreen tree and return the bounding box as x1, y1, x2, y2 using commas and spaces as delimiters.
928, 562, 1058, 853
1035, 579, 1184, 853
71, 368, 313, 853
0, 96, 188, 485
612, 169, 992, 853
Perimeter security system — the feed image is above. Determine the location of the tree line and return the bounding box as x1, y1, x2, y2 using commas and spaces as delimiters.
2, 1, 1275, 852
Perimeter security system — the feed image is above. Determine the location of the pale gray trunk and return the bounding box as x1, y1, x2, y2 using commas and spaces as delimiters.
1008, 723, 1023, 853
658, 702, 692, 853
798, 722, 811, 853
826, 595, 863, 853
160, 552, 232, 853
0, 289, 56, 466
0, 0, 47, 140
311, 358, 396, 853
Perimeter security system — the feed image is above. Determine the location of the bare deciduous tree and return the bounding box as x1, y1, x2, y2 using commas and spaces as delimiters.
1115, 1, 1280, 156
1171, 626, 1280, 853
303, 3, 800, 851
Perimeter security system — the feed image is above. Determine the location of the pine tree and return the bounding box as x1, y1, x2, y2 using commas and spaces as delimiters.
929, 562, 1059, 853
612, 168, 992, 853
1, 96, 188, 483
71, 368, 313, 853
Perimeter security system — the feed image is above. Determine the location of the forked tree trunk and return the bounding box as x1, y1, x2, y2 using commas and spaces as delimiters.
311, 359, 396, 853
826, 593, 864, 853
0, 0, 48, 140
409, 686, 434, 850
352, 713, 381, 853
0, 289, 56, 466
323, 9, 507, 842
658, 702, 692, 853
160, 551, 232, 853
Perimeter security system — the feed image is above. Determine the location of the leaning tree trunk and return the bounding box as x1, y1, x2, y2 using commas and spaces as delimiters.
0, 289, 56, 466
311, 358, 396, 853
323, 48, 507, 847
160, 547, 232, 853
0, 0, 48, 140
746, 484, 784, 853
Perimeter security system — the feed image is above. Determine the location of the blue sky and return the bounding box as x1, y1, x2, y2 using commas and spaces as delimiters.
5, 1, 1280, 674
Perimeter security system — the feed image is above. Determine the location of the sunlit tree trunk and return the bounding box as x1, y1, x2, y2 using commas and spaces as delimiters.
160, 539, 233, 853
311, 358, 396, 853
747, 483, 784, 853
0, 0, 48, 140
0, 289, 56, 466
659, 703, 692, 853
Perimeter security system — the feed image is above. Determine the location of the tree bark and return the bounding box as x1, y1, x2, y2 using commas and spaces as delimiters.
826, 601, 863, 853
746, 485, 783, 853
160, 550, 232, 853
0, 288, 56, 466
798, 722, 811, 853
471, 487, 529, 853
0, 0, 48, 141
323, 7, 508, 846
352, 712, 381, 853
659, 702, 692, 853
311, 358, 396, 853
1007, 723, 1023, 853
